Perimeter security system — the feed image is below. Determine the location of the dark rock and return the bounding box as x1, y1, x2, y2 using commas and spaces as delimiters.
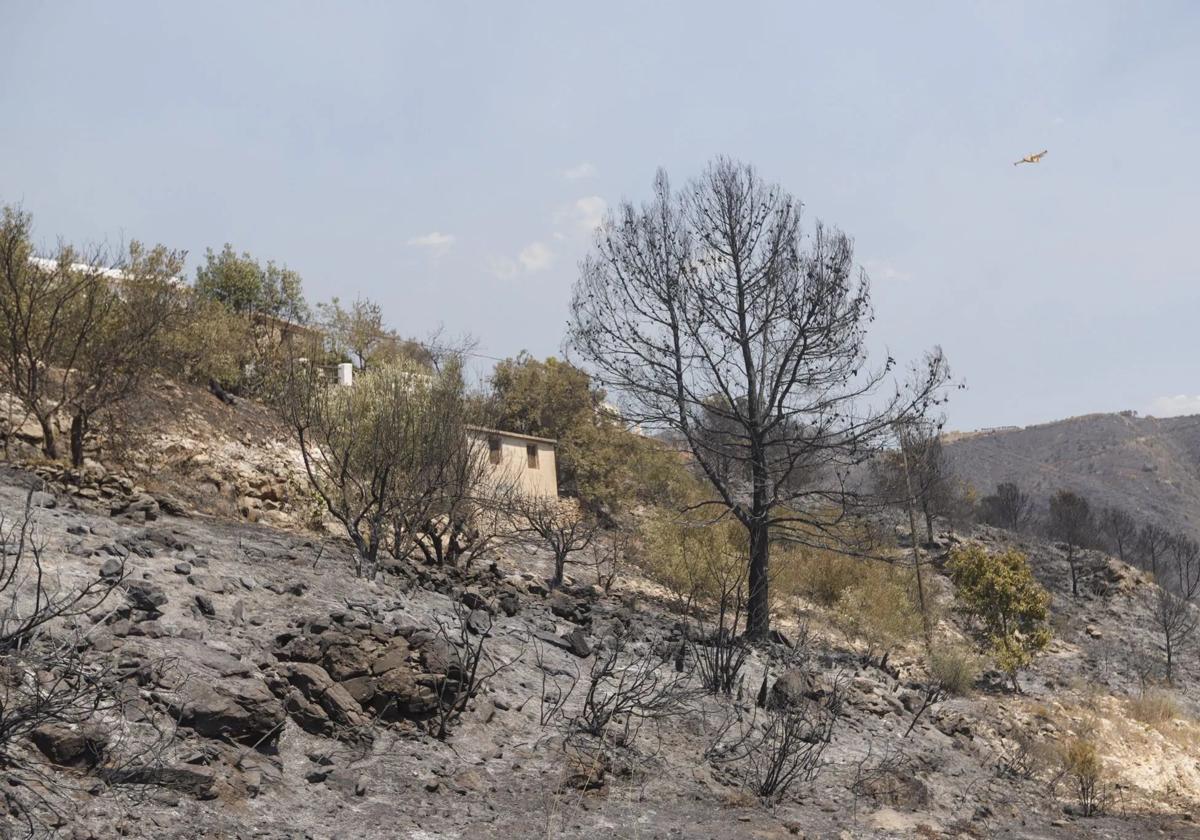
168, 678, 286, 751
99, 556, 124, 579
533, 630, 573, 654
103, 764, 218, 799
275, 662, 370, 732
277, 634, 323, 663
195, 594, 216, 617
188, 573, 227, 594
460, 589, 492, 613
322, 642, 372, 682
123, 580, 167, 611
31, 724, 107, 768
98, 542, 129, 558
372, 667, 438, 718
370, 639, 411, 675
498, 591, 521, 617
420, 638, 461, 677
340, 676, 376, 705
563, 628, 592, 658
174, 562, 192, 575
110, 493, 160, 522
152, 492, 190, 517
548, 592, 590, 624
769, 669, 818, 710
127, 620, 166, 638
466, 609, 492, 636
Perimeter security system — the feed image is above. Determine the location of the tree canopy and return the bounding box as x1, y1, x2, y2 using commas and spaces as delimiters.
567, 158, 949, 637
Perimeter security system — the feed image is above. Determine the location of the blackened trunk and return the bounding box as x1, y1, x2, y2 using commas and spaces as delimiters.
70, 412, 88, 468
747, 516, 770, 640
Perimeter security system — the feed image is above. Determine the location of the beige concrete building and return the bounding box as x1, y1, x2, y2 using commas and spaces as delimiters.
466, 426, 558, 498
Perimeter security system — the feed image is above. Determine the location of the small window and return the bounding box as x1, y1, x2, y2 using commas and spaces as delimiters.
488, 435, 502, 465
526, 443, 539, 469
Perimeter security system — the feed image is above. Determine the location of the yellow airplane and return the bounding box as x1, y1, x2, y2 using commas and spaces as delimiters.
1014, 149, 1048, 166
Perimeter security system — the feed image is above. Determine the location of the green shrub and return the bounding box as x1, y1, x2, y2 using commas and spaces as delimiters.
835, 562, 924, 664
786, 549, 861, 607
639, 507, 746, 613
927, 643, 979, 696
1061, 737, 1104, 816
948, 544, 1051, 691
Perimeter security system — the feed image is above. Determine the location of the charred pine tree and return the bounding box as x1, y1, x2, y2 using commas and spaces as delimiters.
568, 159, 949, 638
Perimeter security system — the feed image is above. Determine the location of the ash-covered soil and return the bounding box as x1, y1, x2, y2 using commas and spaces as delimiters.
2, 466, 1199, 839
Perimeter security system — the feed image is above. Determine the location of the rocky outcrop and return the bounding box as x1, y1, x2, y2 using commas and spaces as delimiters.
166, 678, 287, 751
269, 610, 468, 738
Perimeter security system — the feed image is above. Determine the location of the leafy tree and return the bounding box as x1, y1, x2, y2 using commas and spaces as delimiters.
490, 353, 690, 515
948, 544, 1051, 692
1048, 490, 1093, 597
639, 505, 746, 614
836, 561, 924, 667
977, 482, 1033, 532
564, 420, 694, 515
567, 159, 949, 638
317, 296, 432, 371
162, 293, 253, 385
60, 242, 189, 466
194, 243, 308, 323
0, 207, 112, 459
0, 207, 188, 464
276, 358, 469, 578
491, 353, 600, 439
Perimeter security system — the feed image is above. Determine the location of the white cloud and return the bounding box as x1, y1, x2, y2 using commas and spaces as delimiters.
573, 196, 607, 232
1145, 394, 1200, 418
407, 231, 455, 248
518, 241, 553, 272
564, 162, 597, 180
863, 259, 910, 283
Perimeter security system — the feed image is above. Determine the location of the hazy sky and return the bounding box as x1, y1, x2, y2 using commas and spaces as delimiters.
3, 1, 1198, 430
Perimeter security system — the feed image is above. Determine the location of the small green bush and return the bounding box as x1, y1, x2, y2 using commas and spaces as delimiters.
1061, 737, 1105, 816
948, 544, 1051, 691
927, 643, 980, 696
835, 562, 924, 664
790, 550, 861, 607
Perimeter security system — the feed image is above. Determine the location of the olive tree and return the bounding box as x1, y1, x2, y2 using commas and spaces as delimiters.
0, 206, 187, 465
278, 358, 469, 578
567, 158, 949, 638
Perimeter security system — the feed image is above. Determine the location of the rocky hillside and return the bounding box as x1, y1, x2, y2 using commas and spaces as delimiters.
3, 450, 1200, 836
944, 412, 1200, 537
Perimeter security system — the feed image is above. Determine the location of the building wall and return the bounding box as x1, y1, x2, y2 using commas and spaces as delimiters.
469, 430, 558, 498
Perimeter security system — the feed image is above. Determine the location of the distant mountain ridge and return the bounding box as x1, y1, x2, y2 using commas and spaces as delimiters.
944, 411, 1200, 539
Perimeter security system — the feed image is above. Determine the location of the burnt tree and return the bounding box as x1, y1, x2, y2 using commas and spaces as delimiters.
567, 158, 948, 638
